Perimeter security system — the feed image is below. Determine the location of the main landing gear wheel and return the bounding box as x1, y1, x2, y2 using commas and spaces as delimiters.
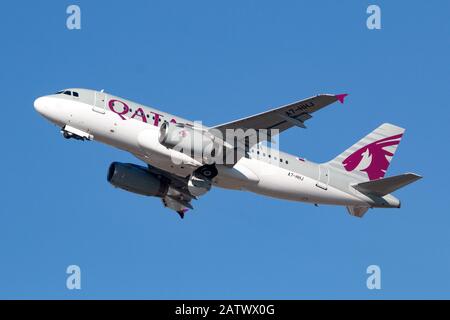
196, 164, 218, 179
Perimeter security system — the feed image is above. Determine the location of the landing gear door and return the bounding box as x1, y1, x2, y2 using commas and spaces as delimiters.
93, 91, 106, 114
316, 165, 329, 190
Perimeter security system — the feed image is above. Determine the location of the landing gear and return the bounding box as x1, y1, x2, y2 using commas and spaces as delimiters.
60, 125, 92, 141
62, 130, 72, 139
195, 163, 218, 179
187, 164, 218, 198
61, 129, 85, 140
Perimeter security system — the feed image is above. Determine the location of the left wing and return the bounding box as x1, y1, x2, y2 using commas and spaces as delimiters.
144, 163, 212, 219
162, 195, 191, 218
212, 93, 347, 144
137, 164, 195, 218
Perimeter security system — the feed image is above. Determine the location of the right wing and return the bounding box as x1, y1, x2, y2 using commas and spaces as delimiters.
208, 94, 347, 164
212, 93, 347, 145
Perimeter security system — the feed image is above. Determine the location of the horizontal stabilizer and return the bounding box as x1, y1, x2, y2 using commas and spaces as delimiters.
353, 173, 422, 197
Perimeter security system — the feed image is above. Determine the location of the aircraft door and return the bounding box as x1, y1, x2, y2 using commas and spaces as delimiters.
93, 91, 106, 114
316, 165, 329, 190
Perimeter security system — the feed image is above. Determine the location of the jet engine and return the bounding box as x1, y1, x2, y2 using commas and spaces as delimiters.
107, 162, 169, 197
158, 122, 221, 161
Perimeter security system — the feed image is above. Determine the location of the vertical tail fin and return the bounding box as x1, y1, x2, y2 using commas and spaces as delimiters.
327, 123, 405, 182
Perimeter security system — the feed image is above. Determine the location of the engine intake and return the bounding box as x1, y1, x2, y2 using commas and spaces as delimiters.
107, 162, 168, 197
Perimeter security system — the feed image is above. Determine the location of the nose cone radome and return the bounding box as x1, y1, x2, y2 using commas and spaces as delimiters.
34, 96, 62, 125
34, 96, 48, 115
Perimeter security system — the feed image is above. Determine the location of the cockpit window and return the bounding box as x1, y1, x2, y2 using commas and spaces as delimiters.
55, 90, 79, 97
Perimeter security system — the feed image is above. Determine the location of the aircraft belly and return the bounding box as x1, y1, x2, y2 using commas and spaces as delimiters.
214, 159, 260, 190
243, 160, 365, 206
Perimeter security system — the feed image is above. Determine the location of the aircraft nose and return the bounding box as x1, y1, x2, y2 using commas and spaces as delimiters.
34, 96, 48, 114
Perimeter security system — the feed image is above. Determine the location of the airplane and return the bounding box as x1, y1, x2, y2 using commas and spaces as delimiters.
34, 88, 422, 219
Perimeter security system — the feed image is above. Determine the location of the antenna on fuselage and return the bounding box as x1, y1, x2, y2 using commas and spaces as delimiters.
100, 89, 104, 93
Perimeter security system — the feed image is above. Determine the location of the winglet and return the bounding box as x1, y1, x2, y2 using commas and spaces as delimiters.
335, 93, 348, 104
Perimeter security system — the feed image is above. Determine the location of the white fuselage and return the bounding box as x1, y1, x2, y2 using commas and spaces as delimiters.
34, 88, 397, 209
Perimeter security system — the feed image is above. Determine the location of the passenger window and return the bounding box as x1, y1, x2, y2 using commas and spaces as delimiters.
285, 160, 289, 164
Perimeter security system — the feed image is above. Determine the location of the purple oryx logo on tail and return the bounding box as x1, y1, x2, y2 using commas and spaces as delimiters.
342, 134, 403, 180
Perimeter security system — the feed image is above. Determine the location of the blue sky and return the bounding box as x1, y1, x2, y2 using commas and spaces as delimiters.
0, 0, 449, 299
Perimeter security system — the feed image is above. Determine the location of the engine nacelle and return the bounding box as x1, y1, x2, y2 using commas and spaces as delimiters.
107, 162, 168, 197
158, 122, 221, 161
